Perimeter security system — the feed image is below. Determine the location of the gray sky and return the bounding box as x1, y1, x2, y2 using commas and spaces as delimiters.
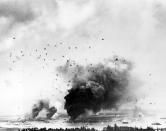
0, 0, 166, 118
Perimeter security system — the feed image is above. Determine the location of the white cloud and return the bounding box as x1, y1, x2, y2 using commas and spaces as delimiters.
0, 0, 36, 51
56, 0, 95, 29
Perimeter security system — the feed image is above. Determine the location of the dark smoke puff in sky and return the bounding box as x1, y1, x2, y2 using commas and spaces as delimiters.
58, 57, 133, 120
31, 100, 57, 119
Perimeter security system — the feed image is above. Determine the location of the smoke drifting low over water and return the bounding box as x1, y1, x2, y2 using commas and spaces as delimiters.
31, 100, 57, 120
58, 56, 136, 120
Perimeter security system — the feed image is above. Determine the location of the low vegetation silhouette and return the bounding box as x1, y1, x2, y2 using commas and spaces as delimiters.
19, 125, 159, 131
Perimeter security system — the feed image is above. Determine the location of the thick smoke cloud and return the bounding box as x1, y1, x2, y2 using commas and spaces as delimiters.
58, 57, 133, 120
31, 100, 57, 119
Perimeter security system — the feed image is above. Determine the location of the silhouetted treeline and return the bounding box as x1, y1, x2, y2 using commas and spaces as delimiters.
19, 125, 161, 131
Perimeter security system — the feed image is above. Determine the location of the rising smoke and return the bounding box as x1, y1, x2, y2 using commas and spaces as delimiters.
58, 56, 134, 120
31, 100, 57, 119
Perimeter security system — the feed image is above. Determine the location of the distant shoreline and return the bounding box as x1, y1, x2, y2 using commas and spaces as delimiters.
0, 125, 164, 131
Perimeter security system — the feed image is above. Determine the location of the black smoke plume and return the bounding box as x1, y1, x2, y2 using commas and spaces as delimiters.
31, 100, 57, 119
58, 56, 133, 120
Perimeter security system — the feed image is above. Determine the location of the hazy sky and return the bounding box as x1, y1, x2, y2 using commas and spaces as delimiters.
0, 0, 166, 117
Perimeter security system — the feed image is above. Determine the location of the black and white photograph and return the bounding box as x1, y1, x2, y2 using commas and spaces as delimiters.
0, 0, 166, 131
